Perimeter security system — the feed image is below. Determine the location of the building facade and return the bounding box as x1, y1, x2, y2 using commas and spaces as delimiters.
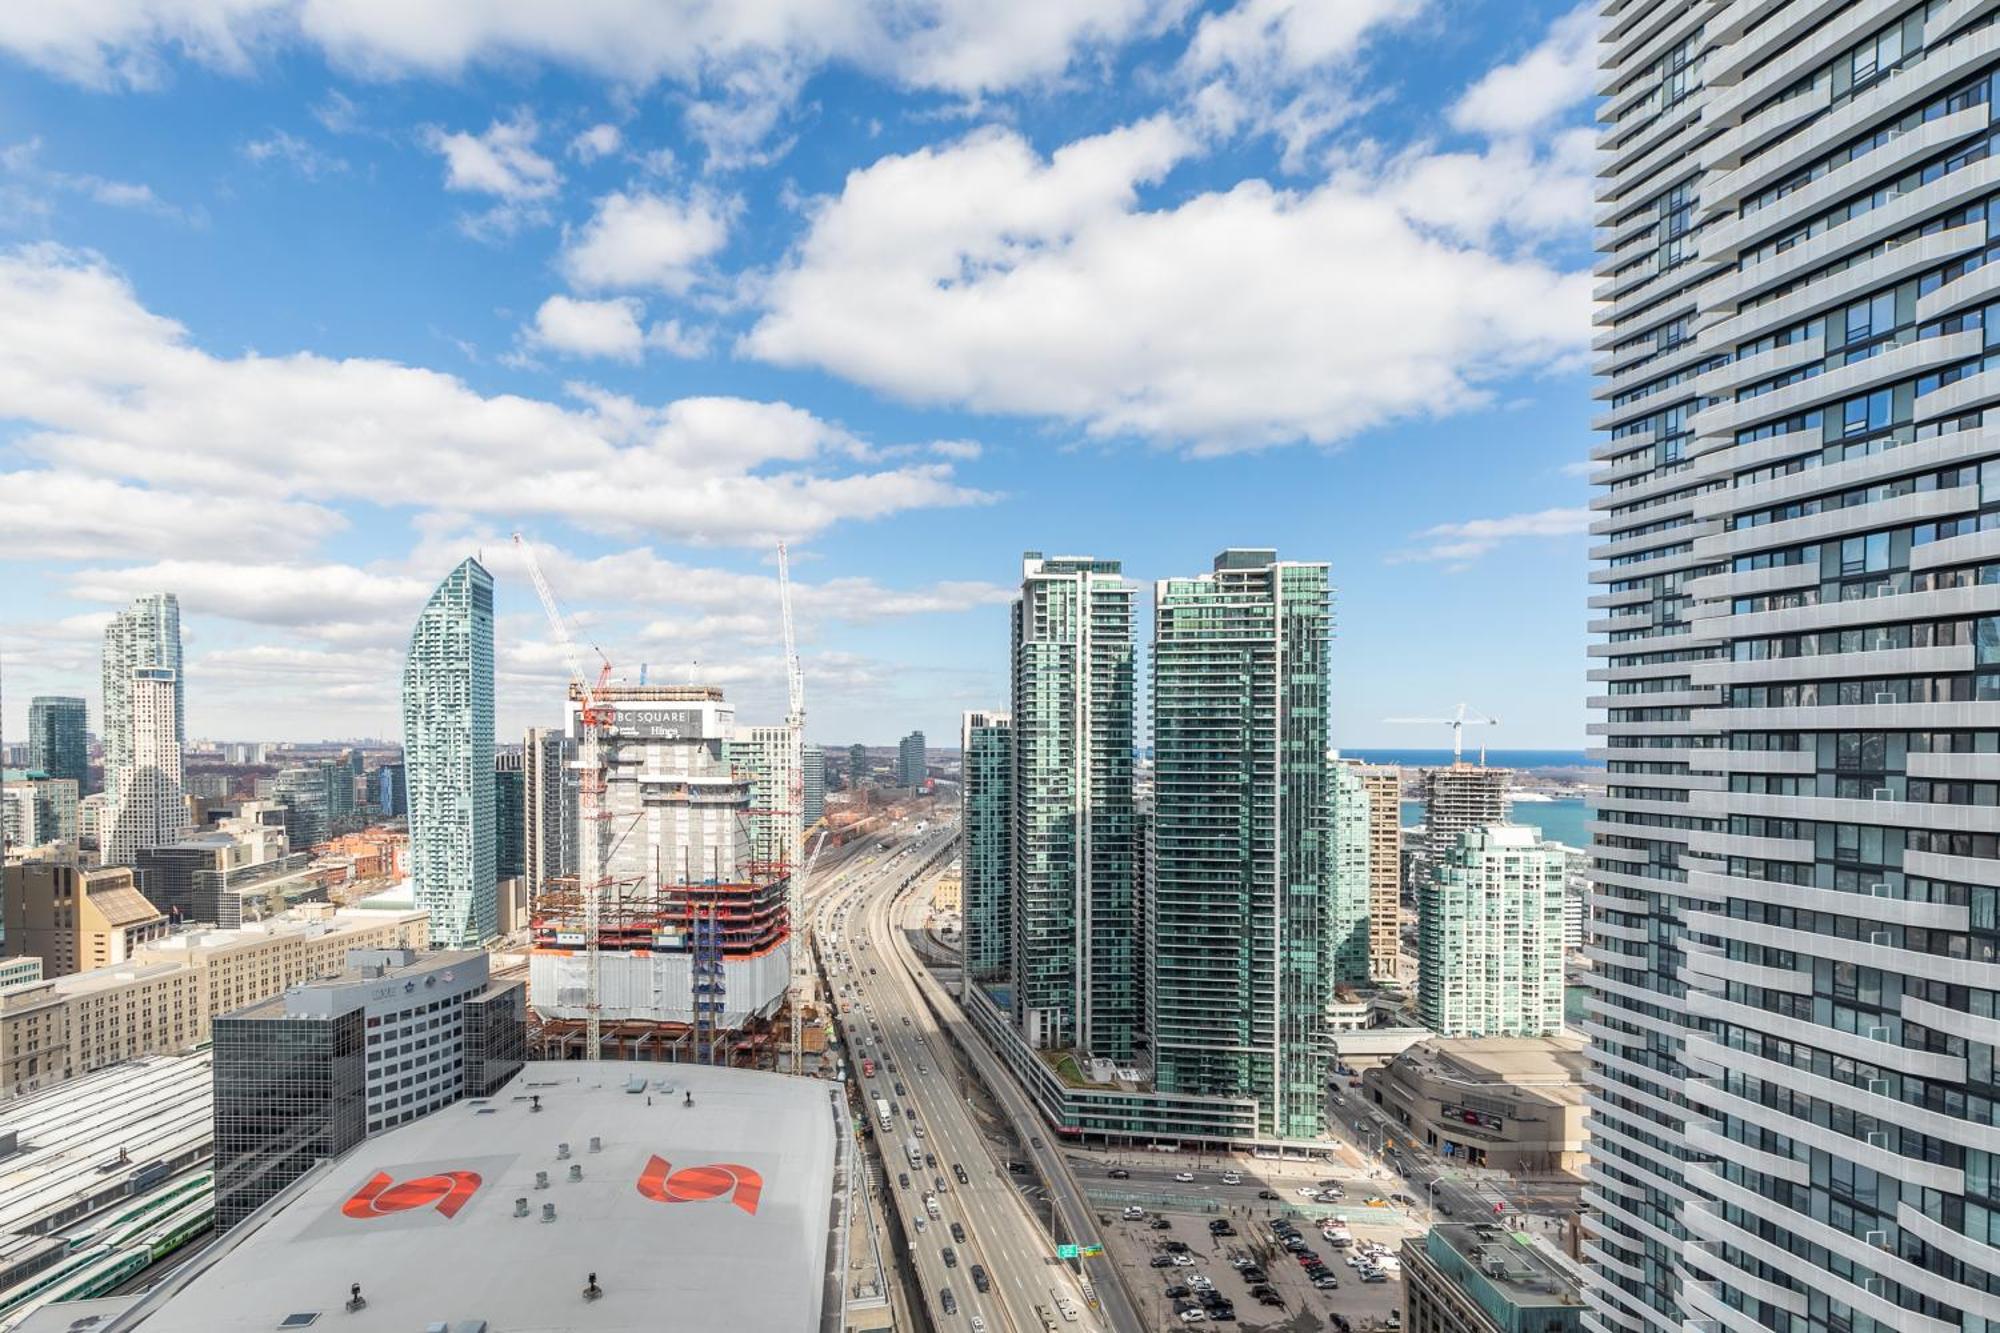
800, 744, 825, 826
1011, 553, 1138, 1059
1357, 764, 1404, 981
897, 730, 927, 788
1419, 825, 1565, 1038
105, 668, 186, 865
1586, 6, 2000, 1332
401, 557, 496, 947
494, 751, 525, 881
373, 760, 407, 818
268, 764, 330, 851
1151, 549, 1330, 1138
101, 594, 183, 851
1401, 1224, 1584, 1333
846, 742, 867, 787
2, 862, 167, 977
959, 709, 1012, 988
1421, 766, 1509, 852
27, 697, 88, 793
522, 726, 576, 900
1366, 1035, 1588, 1176
1, 774, 78, 850
730, 723, 802, 879
1327, 760, 1376, 989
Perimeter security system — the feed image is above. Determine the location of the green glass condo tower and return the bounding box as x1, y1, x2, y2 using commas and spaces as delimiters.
1010, 553, 1137, 1060
1151, 549, 1330, 1139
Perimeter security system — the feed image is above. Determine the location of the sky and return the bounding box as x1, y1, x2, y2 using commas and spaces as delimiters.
0, 0, 1601, 751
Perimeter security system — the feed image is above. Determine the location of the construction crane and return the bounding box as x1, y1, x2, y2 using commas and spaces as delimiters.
514, 532, 614, 1059
778, 542, 811, 1075
1384, 703, 1499, 767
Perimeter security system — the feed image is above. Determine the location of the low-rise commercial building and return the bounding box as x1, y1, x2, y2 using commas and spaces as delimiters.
1401, 1223, 1584, 1333
0, 905, 429, 1097
212, 948, 524, 1229
3, 862, 168, 978
1364, 1035, 1587, 1175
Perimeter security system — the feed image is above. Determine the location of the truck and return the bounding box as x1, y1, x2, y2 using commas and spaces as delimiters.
875, 1098, 893, 1131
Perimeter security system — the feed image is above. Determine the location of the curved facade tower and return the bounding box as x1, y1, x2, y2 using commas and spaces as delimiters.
1591, 6, 2000, 1332
401, 558, 496, 948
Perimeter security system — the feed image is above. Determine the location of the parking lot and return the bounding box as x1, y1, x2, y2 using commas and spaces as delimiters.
1095, 1197, 1407, 1330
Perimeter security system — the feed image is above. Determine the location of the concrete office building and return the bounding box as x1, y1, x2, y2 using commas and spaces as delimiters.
26, 697, 88, 792
1419, 825, 1565, 1039
0, 905, 430, 1098
522, 726, 576, 898
104, 668, 186, 865
493, 751, 525, 881
897, 729, 927, 787
1327, 760, 1376, 989
1401, 1223, 1585, 1333
212, 947, 524, 1229
1011, 552, 1138, 1059
800, 744, 825, 826
959, 709, 1012, 987
1584, 8, 2000, 1328
1367, 1035, 1588, 1176
2, 862, 167, 977
101, 595, 182, 845
401, 557, 496, 948
1152, 550, 1331, 1138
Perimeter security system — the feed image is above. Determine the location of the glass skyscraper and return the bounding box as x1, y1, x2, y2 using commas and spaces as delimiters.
801, 744, 826, 826
401, 558, 496, 948
1010, 552, 1138, 1059
1589, 6, 2000, 1331
28, 696, 88, 792
1151, 550, 1330, 1139
960, 709, 1012, 988
1326, 760, 1374, 989
494, 752, 525, 881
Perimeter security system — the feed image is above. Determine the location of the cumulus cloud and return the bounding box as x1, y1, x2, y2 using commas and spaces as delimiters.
241, 128, 348, 178
744, 118, 1589, 453
1388, 506, 1591, 565
560, 188, 733, 292
1450, 3, 1598, 138
569, 122, 622, 162
0, 472, 345, 560
527, 294, 648, 360
421, 110, 560, 236
0, 245, 991, 545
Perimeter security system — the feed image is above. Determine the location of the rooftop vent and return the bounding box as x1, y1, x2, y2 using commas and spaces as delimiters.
588, 1136, 602, 1153
557, 1142, 571, 1159
568, 1164, 582, 1183
541, 1203, 556, 1223
583, 1273, 603, 1303
534, 1171, 549, 1190
276, 1316, 319, 1329
514, 1197, 528, 1218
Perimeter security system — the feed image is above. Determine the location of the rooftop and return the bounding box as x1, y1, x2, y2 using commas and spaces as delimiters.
1419, 1223, 1585, 1318
137, 905, 425, 958
1399, 1035, 1588, 1098
88, 881, 165, 928
90, 1060, 840, 1333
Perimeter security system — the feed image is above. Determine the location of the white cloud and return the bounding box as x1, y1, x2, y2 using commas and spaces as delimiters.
560, 188, 732, 292
0, 244, 991, 545
1361, 125, 1596, 244
528, 294, 648, 361
421, 110, 559, 236
1450, 3, 1597, 138
569, 122, 622, 162
241, 128, 347, 178
1388, 506, 1590, 564
0, 136, 194, 221
70, 560, 433, 628
744, 119, 1589, 453
0, 471, 345, 560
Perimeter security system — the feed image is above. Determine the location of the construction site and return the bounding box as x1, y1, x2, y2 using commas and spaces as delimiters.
515, 538, 822, 1071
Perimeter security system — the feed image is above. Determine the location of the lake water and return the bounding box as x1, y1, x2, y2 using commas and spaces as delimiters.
1400, 796, 1592, 849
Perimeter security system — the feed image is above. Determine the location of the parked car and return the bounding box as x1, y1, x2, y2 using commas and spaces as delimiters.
1150, 1217, 1172, 1230
1150, 1256, 1177, 1269
1108, 1167, 1131, 1179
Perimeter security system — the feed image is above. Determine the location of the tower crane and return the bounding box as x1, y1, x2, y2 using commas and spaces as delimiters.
1384, 703, 1499, 767
513, 532, 614, 1059
779, 542, 812, 1075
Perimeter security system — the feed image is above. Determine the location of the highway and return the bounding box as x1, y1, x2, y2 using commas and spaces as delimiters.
810, 825, 1100, 1333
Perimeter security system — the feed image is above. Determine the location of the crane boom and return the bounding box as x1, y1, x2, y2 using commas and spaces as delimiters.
778, 543, 810, 1074
513, 532, 611, 1059
1384, 703, 1499, 766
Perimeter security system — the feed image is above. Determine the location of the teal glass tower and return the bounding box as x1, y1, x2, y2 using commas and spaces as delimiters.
401, 558, 496, 948
1151, 549, 1330, 1139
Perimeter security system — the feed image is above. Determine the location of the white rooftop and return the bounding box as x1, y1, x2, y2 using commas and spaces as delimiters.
103, 1060, 840, 1333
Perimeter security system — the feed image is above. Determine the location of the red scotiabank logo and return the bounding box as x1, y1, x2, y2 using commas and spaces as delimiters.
636, 1156, 763, 1215
341, 1170, 483, 1220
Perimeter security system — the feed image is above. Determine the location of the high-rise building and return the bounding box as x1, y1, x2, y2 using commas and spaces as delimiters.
800, 744, 825, 826
3, 862, 168, 977
268, 765, 330, 850
1326, 760, 1374, 989
1420, 765, 1508, 851
1354, 764, 1403, 982
959, 709, 1012, 988
522, 726, 576, 899
27, 697, 88, 792
846, 742, 868, 786
1010, 553, 1137, 1058
493, 751, 525, 881
401, 558, 496, 949
1585, 7, 2000, 1331
1, 774, 78, 849
897, 730, 927, 788
102, 596, 185, 867
105, 668, 186, 865
1151, 549, 1329, 1137
1417, 825, 1564, 1039
211, 947, 524, 1230
730, 724, 802, 877
373, 760, 407, 818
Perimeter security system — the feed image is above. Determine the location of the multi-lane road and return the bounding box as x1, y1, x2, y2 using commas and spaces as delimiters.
810, 826, 1104, 1333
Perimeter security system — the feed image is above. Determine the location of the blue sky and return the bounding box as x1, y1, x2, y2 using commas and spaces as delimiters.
0, 0, 1599, 749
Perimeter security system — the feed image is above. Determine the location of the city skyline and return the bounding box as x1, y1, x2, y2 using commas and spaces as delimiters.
0, 0, 1598, 751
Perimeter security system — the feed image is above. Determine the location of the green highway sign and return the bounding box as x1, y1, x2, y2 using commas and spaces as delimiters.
1056, 1244, 1080, 1259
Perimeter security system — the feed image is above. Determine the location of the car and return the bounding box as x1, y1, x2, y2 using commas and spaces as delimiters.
971, 1318, 987, 1333
907, 1109, 918, 1121
1172, 1253, 1196, 1267
1295, 1185, 1322, 1198
1257, 1189, 1280, 1200
941, 1246, 958, 1268
1207, 1219, 1229, 1233
1362, 1270, 1388, 1283
1055, 1297, 1079, 1322
915, 1217, 927, 1232
898, 1172, 911, 1189
1124, 1206, 1147, 1221
951, 1222, 966, 1242
919, 1065, 929, 1074
902, 1016, 911, 1024
1178, 1311, 1206, 1325
1188, 1275, 1213, 1291
926, 1153, 938, 1168
1256, 1292, 1284, 1307
970, 1264, 990, 1293
1149, 1217, 1172, 1230
953, 1163, 969, 1184
1007, 1160, 1030, 1174
1331, 1317, 1352, 1333
1031, 1136, 1045, 1148
1108, 1167, 1131, 1179
1436, 1201, 1454, 1216
940, 1287, 957, 1315
935, 1176, 948, 1193
895, 1082, 907, 1095
1240, 1267, 1266, 1282
1391, 1192, 1417, 1206
1365, 1196, 1387, 1206
1220, 1171, 1241, 1185
1164, 1285, 1190, 1299
1173, 1172, 1195, 1183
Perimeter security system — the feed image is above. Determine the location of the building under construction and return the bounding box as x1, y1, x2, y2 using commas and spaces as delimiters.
528, 685, 794, 1064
